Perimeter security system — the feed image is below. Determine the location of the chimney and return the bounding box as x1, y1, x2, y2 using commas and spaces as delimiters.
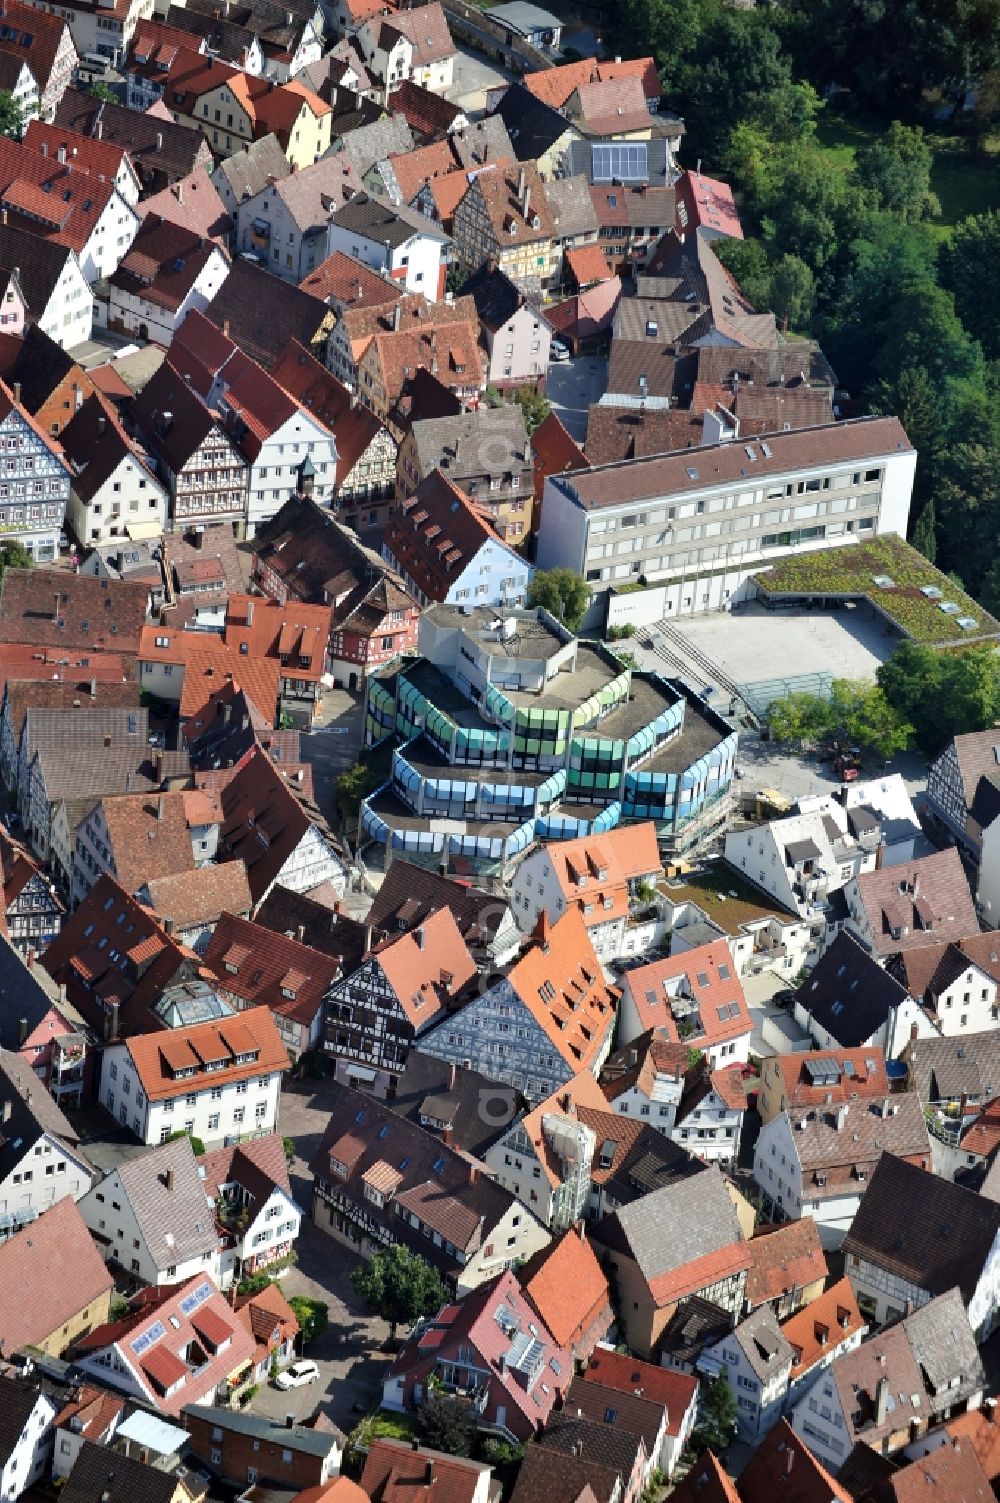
285, 1412, 295, 1429
522, 185, 531, 221
104, 1000, 120, 1043
984, 1397, 998, 1424
246, 599, 254, 626
577, 1218, 586, 1241
96, 119, 103, 139
57, 145, 66, 164
156, 132, 163, 151
393, 301, 402, 331
1, 1099, 9, 1123
415, 926, 425, 950
53, 592, 60, 620
468, 1160, 478, 1185
12, 380, 19, 405
875, 1377, 889, 1426
424, 1461, 434, 1486
835, 1103, 848, 1131
154, 751, 163, 783
223, 320, 231, 339
175, 182, 183, 205
447, 1061, 456, 1090
157, 796, 165, 821
97, 415, 106, 436
297, 924, 306, 943
163, 916, 174, 936
165, 1168, 174, 1191
90, 677, 97, 699
25, 949, 34, 971
442, 1126, 453, 1146
17, 1017, 27, 1045
517, 164, 526, 200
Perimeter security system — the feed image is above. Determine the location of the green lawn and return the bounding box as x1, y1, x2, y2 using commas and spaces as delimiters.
815, 111, 1000, 234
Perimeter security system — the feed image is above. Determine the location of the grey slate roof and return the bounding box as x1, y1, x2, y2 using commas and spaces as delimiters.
335, 114, 413, 179
568, 136, 674, 187
408, 407, 530, 485
904, 1030, 1000, 1105
542, 174, 600, 241
450, 116, 514, 169
0, 223, 81, 321
389, 1050, 526, 1157
796, 931, 911, 1047
0, 929, 86, 1052
0, 1376, 44, 1463
597, 1162, 743, 1283
329, 191, 448, 247
731, 1302, 795, 1382
843, 1153, 1000, 1304
106, 1136, 218, 1271
183, 1405, 344, 1451
213, 134, 291, 204
903, 1286, 984, 1403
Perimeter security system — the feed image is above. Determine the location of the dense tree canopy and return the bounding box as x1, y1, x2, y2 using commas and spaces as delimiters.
350, 1245, 448, 1338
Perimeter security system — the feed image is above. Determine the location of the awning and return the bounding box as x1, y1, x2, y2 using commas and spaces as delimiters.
126, 521, 164, 540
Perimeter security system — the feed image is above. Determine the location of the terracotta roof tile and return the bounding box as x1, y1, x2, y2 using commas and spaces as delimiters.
504, 908, 617, 1074
123, 1003, 289, 1101
781, 1276, 864, 1381
519, 1225, 612, 1353
0, 1198, 113, 1353
737, 1420, 850, 1503
582, 1347, 697, 1436
620, 938, 751, 1049
744, 1219, 826, 1310
205, 911, 339, 1028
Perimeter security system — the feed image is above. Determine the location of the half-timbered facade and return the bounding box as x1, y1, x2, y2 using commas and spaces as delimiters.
0, 388, 72, 561
323, 906, 477, 1097
131, 365, 250, 533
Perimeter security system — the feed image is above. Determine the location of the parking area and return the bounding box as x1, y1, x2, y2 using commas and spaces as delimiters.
544, 355, 607, 441
446, 43, 514, 112
300, 687, 365, 829
259, 1077, 395, 1431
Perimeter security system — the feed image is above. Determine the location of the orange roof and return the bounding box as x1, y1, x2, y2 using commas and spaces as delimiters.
946, 1408, 1000, 1483
782, 1277, 865, 1381
737, 1420, 850, 1503
622, 937, 751, 1048
506, 908, 618, 1075
423, 168, 473, 225
544, 822, 660, 931
371, 905, 477, 1028
566, 243, 613, 288
770, 1048, 889, 1111
710, 1064, 747, 1111
523, 55, 660, 108
520, 1226, 611, 1350
582, 1348, 698, 1436
223, 594, 332, 683
386, 138, 455, 205
24, 119, 133, 185
139, 624, 281, 722
745, 1220, 826, 1309
963, 1096, 1000, 1159
648, 1241, 752, 1307
516, 1069, 609, 1188
123, 1003, 290, 1100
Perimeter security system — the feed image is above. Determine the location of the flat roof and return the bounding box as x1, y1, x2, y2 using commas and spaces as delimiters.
398, 735, 555, 787
368, 787, 524, 838
487, 0, 563, 28
587, 673, 678, 742
754, 534, 1000, 646
642, 698, 728, 773
505, 641, 619, 712
404, 660, 489, 728
423, 603, 567, 661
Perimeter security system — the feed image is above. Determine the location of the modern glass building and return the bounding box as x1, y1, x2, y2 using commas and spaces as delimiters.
360, 604, 739, 879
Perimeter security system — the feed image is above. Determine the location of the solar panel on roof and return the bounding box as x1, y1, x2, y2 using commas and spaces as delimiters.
591, 141, 648, 183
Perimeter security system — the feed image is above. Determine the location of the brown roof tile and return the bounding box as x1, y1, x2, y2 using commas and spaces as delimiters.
0, 1197, 113, 1354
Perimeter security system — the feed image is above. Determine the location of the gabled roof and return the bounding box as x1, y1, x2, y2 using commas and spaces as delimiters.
361, 1439, 489, 1503
0, 0, 71, 96
60, 391, 162, 504
852, 847, 979, 957
310, 1086, 533, 1275
780, 1095, 929, 1191
594, 1163, 749, 1307
298, 248, 401, 310
138, 169, 229, 242
53, 93, 212, 194
501, 909, 617, 1076
675, 169, 742, 241
0, 1197, 113, 1357
92, 790, 196, 894
59, 1440, 186, 1503
270, 338, 389, 488
744, 1219, 826, 1310
795, 931, 911, 1047
492, 83, 579, 160
213, 131, 291, 204
518, 1225, 612, 1351
205, 911, 340, 1029
843, 1152, 1000, 1302
582, 1347, 698, 1435
367, 859, 512, 951
781, 1276, 864, 1382
41, 875, 192, 1038
540, 822, 660, 927
510, 1446, 616, 1503
217, 745, 344, 902
122, 1003, 289, 1103
667, 1451, 740, 1503
0, 1047, 88, 1184
0, 136, 133, 258
767, 1048, 889, 1114
376, 1, 454, 65
204, 259, 329, 369
523, 55, 661, 109
100, 1135, 218, 1271
141, 863, 252, 935
388, 78, 464, 140
566, 74, 651, 133
621, 937, 751, 1049
330, 189, 448, 248
0, 567, 149, 654
385, 467, 511, 600
361, 904, 477, 1030
77, 1276, 255, 1417
737, 1420, 850, 1503
199, 1132, 293, 1215
388, 1049, 525, 1157
24, 119, 137, 191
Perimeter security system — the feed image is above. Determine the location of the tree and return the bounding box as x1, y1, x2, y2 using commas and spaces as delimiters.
282, 1136, 296, 1167
837, 681, 913, 760
765, 691, 832, 746
878, 642, 1000, 752
166, 1129, 205, 1156
941, 211, 1000, 361
351, 1245, 448, 1338
769, 253, 815, 329
417, 1393, 474, 1457
88, 81, 118, 103
0, 90, 21, 140
934, 443, 1000, 595
855, 122, 939, 222
335, 761, 380, 824
979, 555, 1000, 618
911, 500, 938, 563
694, 1373, 738, 1454
528, 568, 590, 633
512, 385, 549, 436
715, 236, 773, 311
288, 1295, 328, 1345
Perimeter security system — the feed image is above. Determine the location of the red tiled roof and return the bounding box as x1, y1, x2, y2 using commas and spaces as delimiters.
369, 905, 477, 1029
505, 909, 618, 1075
675, 169, 742, 241
0, 1199, 113, 1354
566, 243, 613, 288
361, 1439, 488, 1503
544, 823, 660, 930
124, 1003, 290, 1101
299, 250, 403, 309
745, 1220, 826, 1310
767, 1048, 889, 1112
582, 1347, 698, 1437
523, 55, 660, 108
737, 1420, 851, 1503
519, 1226, 612, 1352
622, 938, 751, 1048
0, 137, 130, 256
781, 1276, 864, 1381
204, 911, 339, 1029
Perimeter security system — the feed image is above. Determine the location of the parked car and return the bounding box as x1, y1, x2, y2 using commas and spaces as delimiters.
275, 1360, 320, 1390
550, 340, 571, 362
